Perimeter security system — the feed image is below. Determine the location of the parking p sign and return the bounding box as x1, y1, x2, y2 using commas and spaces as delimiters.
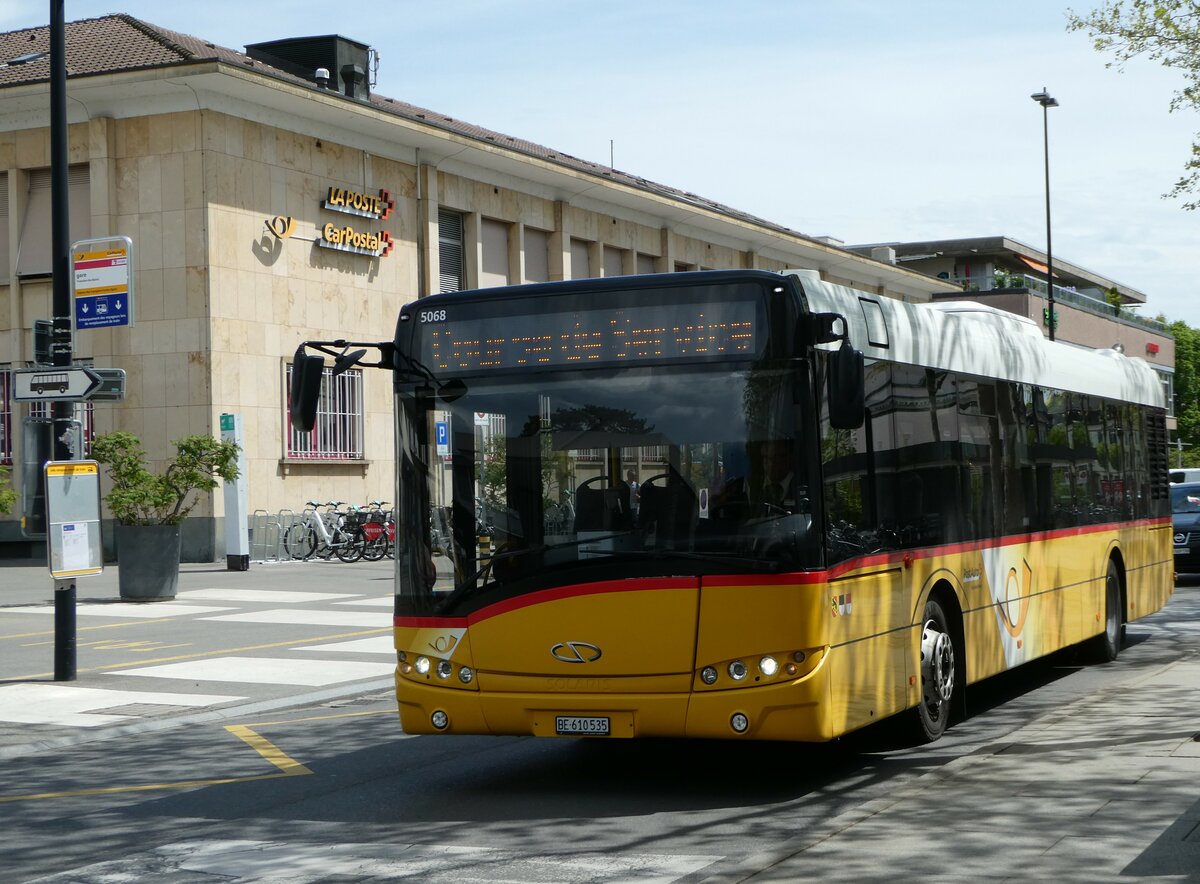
435, 420, 449, 455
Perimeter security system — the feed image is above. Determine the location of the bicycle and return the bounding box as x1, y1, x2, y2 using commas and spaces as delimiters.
356, 500, 394, 562
283, 500, 365, 563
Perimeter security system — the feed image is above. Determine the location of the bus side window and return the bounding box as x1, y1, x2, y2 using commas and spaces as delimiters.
821, 359, 895, 564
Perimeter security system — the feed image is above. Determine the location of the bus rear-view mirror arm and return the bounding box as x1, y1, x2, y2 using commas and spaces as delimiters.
289, 339, 395, 433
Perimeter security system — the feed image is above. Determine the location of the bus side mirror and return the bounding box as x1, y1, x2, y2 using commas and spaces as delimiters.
290, 347, 325, 432
828, 340, 865, 430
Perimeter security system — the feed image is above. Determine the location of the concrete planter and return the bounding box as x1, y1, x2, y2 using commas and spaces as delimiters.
116, 523, 182, 601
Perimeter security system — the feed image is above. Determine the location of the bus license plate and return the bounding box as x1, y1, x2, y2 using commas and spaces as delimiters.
556, 715, 610, 736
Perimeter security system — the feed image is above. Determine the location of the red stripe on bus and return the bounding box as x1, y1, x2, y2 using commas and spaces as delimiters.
394, 577, 694, 628
394, 516, 1171, 628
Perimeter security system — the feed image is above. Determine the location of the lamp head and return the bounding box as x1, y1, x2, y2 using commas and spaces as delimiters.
1031, 89, 1059, 108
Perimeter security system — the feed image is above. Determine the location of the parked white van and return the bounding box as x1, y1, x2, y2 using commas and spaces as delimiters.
1169, 468, 1200, 484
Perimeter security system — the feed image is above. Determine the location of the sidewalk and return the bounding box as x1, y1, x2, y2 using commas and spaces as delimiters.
728, 585, 1200, 882
0, 557, 399, 758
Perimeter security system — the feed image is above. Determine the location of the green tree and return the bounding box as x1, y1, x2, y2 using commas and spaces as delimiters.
91, 431, 240, 525
1171, 319, 1200, 463
1067, 1, 1200, 208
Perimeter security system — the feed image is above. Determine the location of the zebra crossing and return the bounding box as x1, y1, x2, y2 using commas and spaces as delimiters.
0, 584, 398, 730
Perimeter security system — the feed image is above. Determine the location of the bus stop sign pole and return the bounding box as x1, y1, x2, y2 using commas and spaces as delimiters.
50, 0, 76, 680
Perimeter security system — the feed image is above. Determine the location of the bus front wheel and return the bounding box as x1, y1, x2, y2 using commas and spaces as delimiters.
912, 595, 957, 743
1086, 559, 1123, 664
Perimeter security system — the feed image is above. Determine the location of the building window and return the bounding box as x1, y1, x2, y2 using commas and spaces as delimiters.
1159, 369, 1175, 418
524, 228, 550, 282
603, 246, 626, 278
0, 173, 10, 283
284, 363, 364, 460
26, 398, 94, 457
0, 366, 11, 465
570, 238, 591, 279
438, 209, 464, 293
16, 166, 91, 278
480, 218, 510, 287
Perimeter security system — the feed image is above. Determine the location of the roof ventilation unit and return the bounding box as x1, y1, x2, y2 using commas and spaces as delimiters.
246, 35, 373, 100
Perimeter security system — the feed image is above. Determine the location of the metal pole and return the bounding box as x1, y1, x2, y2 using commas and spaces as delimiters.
50, 0, 76, 681
1042, 100, 1054, 342
1031, 88, 1058, 342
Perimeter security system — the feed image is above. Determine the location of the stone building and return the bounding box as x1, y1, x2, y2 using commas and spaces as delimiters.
0, 14, 958, 559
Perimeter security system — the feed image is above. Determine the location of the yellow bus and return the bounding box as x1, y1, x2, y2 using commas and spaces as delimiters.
292, 269, 1173, 743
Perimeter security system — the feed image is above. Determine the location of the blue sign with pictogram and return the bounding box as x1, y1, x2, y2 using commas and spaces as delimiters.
75, 293, 131, 329
72, 236, 134, 330
435, 421, 449, 455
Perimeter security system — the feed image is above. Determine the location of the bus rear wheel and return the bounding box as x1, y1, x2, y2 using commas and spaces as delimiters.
912, 596, 957, 743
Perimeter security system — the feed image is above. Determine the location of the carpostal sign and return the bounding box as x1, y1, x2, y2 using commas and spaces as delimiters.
320, 223, 394, 257
319, 186, 395, 257
266, 185, 396, 259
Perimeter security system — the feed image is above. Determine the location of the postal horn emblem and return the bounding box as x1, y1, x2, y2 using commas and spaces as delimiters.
266, 215, 297, 239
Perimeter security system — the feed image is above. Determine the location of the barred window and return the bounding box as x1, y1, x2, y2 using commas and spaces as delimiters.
26, 398, 94, 457
1, 366, 11, 465
284, 363, 364, 460
0, 173, 9, 283
438, 208, 464, 293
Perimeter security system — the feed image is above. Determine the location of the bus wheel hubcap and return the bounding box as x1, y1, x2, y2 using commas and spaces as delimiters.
921, 620, 954, 705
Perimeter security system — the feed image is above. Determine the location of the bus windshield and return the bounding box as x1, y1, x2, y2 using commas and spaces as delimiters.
395, 360, 819, 615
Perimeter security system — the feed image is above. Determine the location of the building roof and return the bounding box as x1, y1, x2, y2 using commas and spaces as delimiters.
0, 14, 837, 263
848, 235, 1149, 305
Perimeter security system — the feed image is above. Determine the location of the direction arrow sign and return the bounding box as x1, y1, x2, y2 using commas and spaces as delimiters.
12, 366, 102, 402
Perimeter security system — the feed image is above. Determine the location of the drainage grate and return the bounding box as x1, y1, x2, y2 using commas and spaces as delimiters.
87, 704, 188, 718
322, 691, 395, 709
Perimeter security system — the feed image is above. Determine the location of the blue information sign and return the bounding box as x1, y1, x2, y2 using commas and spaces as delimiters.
73, 237, 134, 330
435, 421, 449, 454
75, 293, 131, 329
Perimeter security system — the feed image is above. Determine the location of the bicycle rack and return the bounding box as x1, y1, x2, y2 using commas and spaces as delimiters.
249, 509, 299, 563
248, 509, 275, 563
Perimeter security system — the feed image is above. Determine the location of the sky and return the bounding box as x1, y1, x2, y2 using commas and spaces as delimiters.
4, 1, 1199, 325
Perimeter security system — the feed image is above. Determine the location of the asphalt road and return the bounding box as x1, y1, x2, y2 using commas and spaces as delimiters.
1, 563, 1197, 882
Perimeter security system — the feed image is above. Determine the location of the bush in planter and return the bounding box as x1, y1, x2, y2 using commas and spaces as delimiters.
0, 465, 16, 515
92, 431, 240, 599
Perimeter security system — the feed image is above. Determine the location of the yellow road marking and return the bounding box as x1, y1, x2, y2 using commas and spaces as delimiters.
0, 725, 311, 804
1, 620, 180, 641
3, 627, 391, 681
224, 725, 313, 774
22, 639, 191, 652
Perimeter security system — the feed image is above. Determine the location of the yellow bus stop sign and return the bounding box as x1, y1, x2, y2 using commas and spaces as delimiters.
45, 460, 103, 578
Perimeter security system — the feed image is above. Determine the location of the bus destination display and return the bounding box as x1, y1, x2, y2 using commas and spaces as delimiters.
422, 300, 759, 373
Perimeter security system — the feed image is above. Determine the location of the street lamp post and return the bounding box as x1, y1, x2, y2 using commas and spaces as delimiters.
1031, 88, 1059, 341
